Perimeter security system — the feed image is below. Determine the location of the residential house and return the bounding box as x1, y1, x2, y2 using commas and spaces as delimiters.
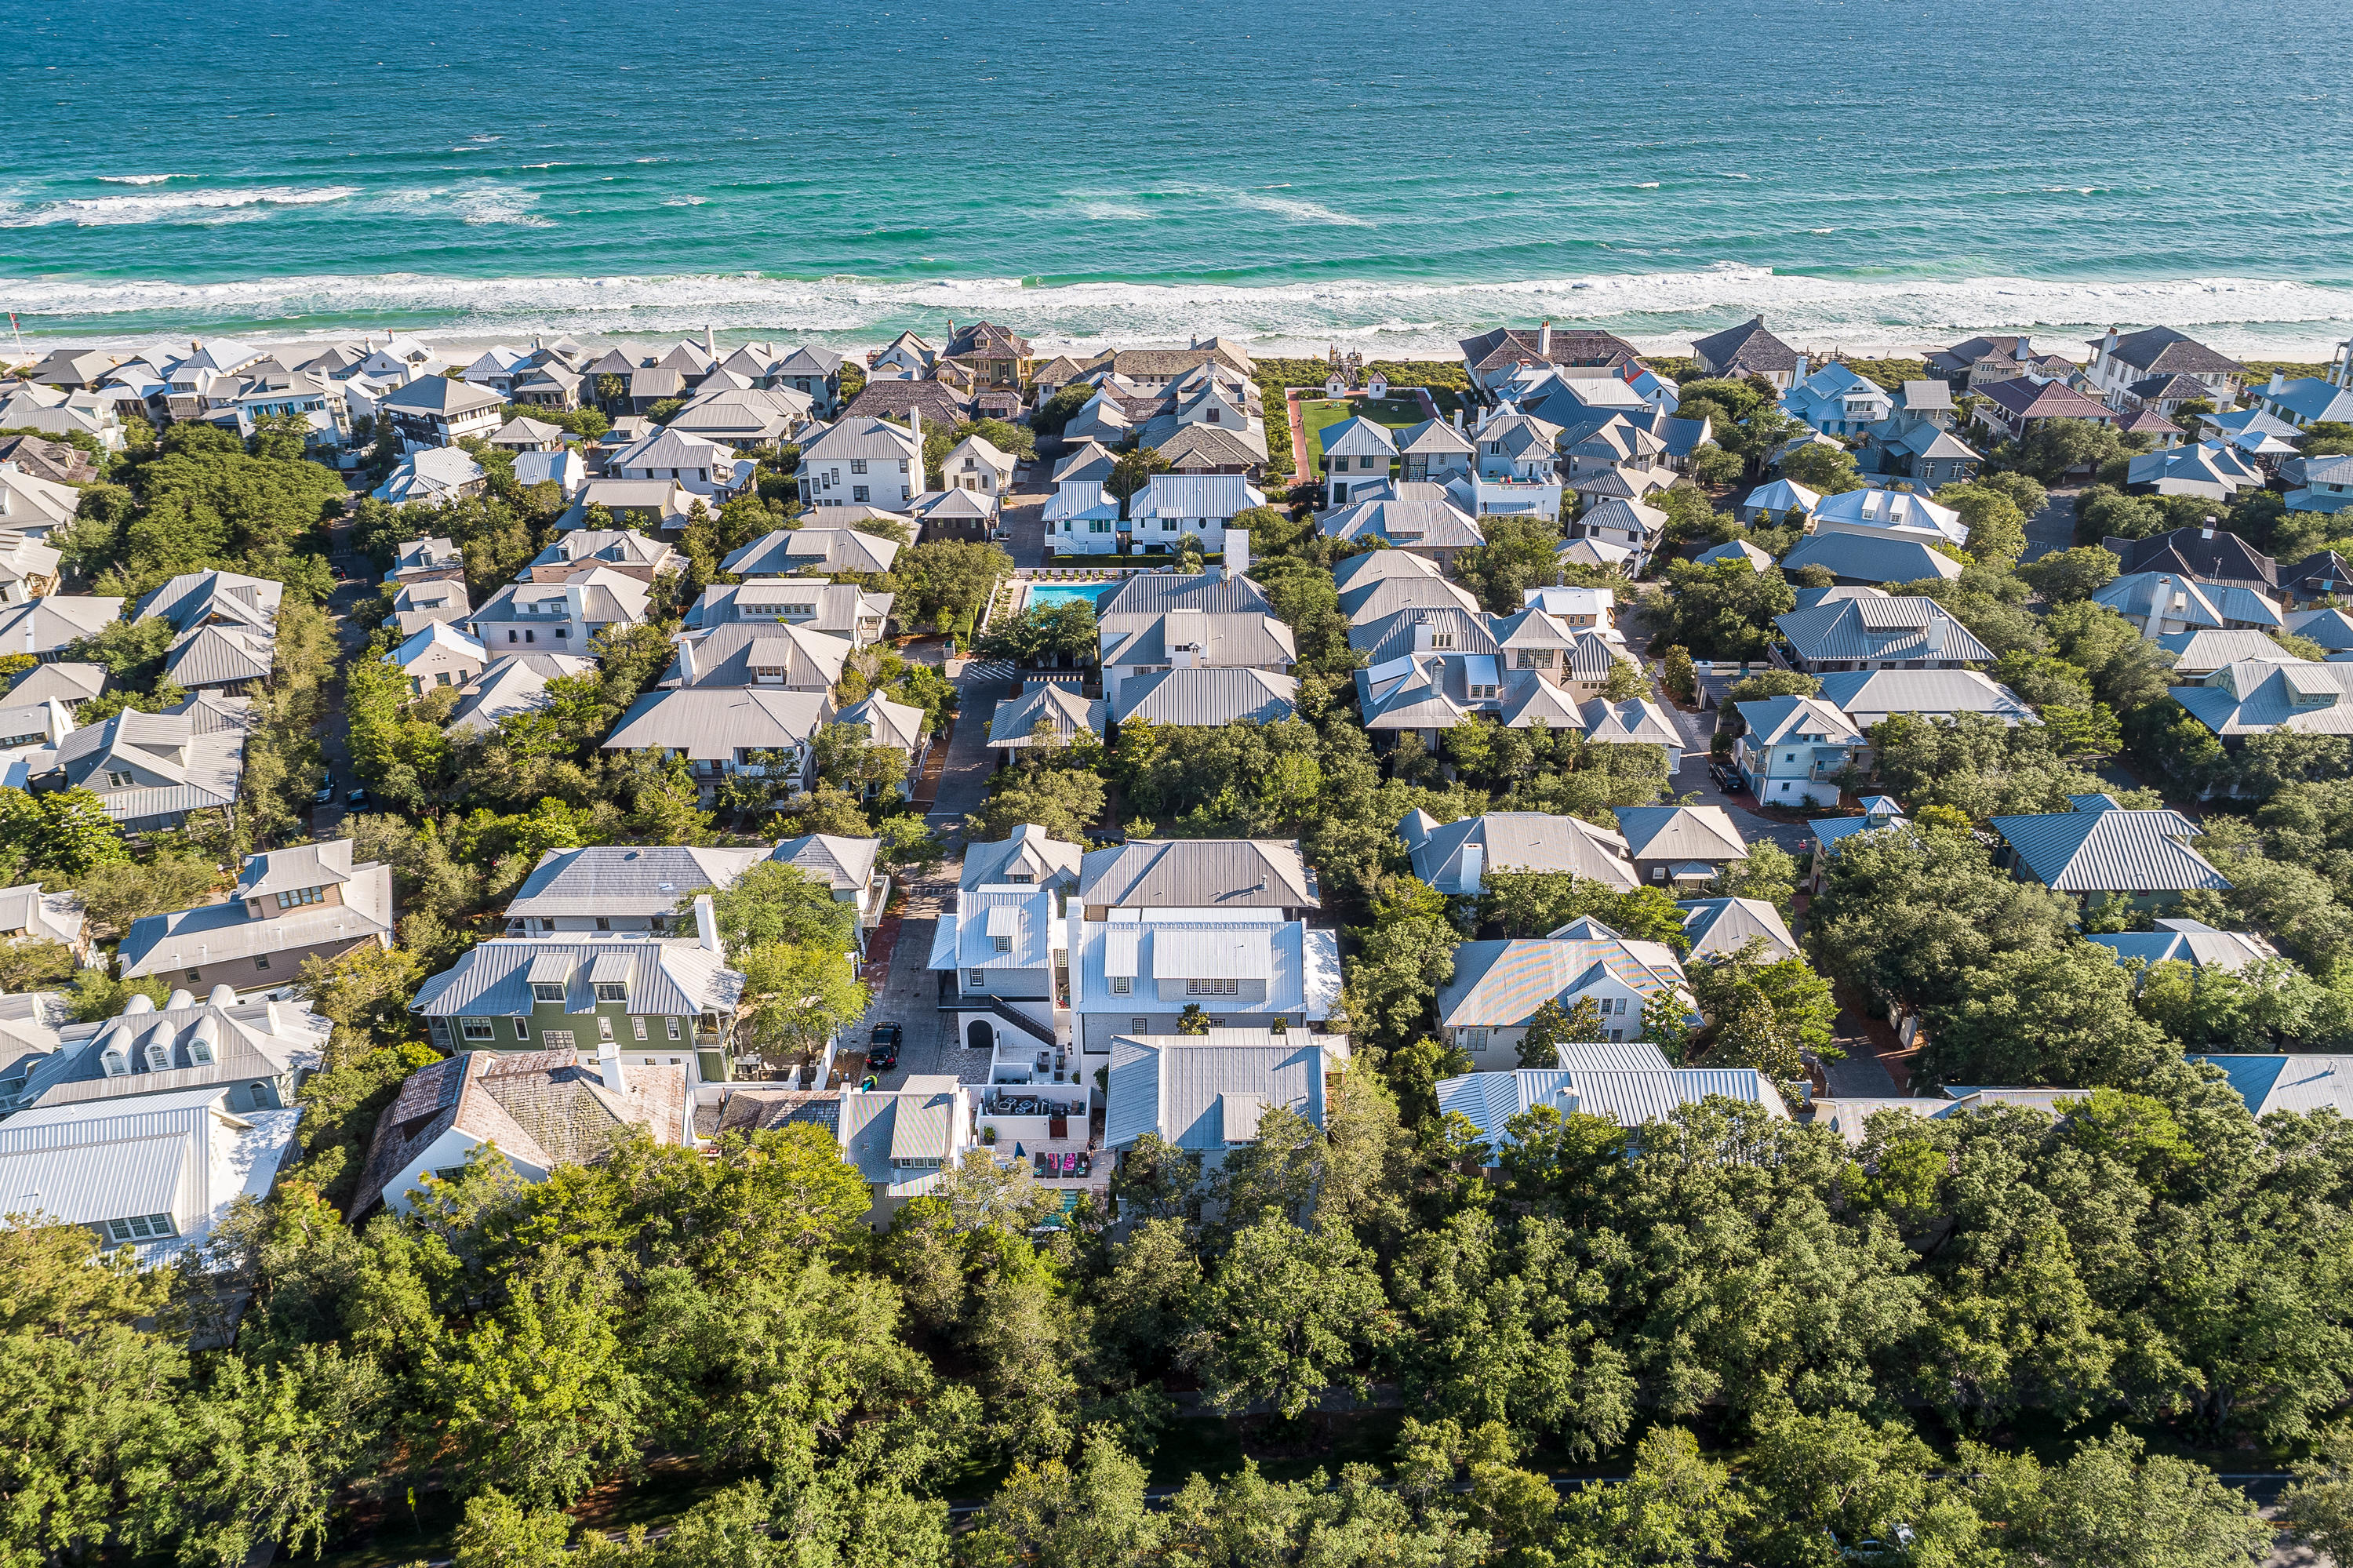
1780, 362, 1894, 435
844, 379, 967, 430
0, 435, 98, 486
1774, 591, 1991, 672
769, 831, 893, 943
0, 533, 61, 607
2155, 629, 2301, 681
1111, 667, 1297, 728
2286, 606, 2353, 653
1099, 608, 1296, 708
135, 570, 281, 695
387, 580, 474, 639
1104, 1030, 1340, 1175
1333, 548, 1480, 625
1691, 317, 1804, 388
961, 823, 1085, 894
1731, 694, 1867, 807
724, 526, 904, 577
929, 881, 1073, 1082
1809, 487, 1966, 548
690, 579, 893, 646
772, 346, 846, 413
940, 433, 1016, 500
0, 883, 91, 964
671, 621, 853, 692
1097, 562, 1273, 620
2084, 326, 2242, 410
1400, 809, 1637, 895
387, 536, 466, 586
513, 449, 589, 500
1859, 417, 1981, 488
1779, 530, 1962, 587
1737, 477, 1821, 527
907, 485, 998, 541
1435, 924, 1695, 1059
2092, 572, 2282, 636
3, 662, 106, 713
940, 319, 1033, 388
487, 416, 566, 453
2104, 529, 2279, 595
386, 620, 487, 696
120, 840, 395, 995
0, 987, 329, 1263
1988, 793, 2231, 910
354, 1046, 689, 1217
1676, 897, 1798, 962
1612, 806, 1749, 889
504, 845, 771, 937
526, 529, 680, 584
412, 929, 745, 1085
2169, 659, 2353, 744
1129, 472, 1266, 554
1693, 539, 1775, 571
833, 693, 930, 798
838, 1076, 978, 1228
445, 653, 598, 734
1521, 584, 1618, 637
2090, 917, 2277, 977
1071, 915, 1340, 1056
1078, 839, 1319, 921
2126, 441, 2262, 501
2253, 351, 2353, 432
603, 426, 752, 499
380, 375, 505, 451
1972, 377, 2116, 443
1318, 415, 1398, 504
1815, 668, 2035, 730
1042, 441, 1123, 548
26, 347, 122, 391
1436, 1064, 1788, 1155
0, 695, 73, 775
1395, 417, 1478, 484
987, 684, 1107, 756
600, 687, 834, 799
796, 415, 926, 511
666, 387, 816, 452
1457, 323, 1640, 399
2191, 1053, 2353, 1120
1926, 335, 2075, 390
1453, 408, 1564, 519
2287, 453, 2353, 517
1565, 496, 1667, 572
469, 568, 649, 652
43, 705, 245, 832
1320, 497, 1485, 566
0, 595, 122, 662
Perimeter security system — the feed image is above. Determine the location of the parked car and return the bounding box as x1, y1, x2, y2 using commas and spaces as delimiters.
867, 1023, 901, 1071
314, 775, 335, 806
345, 785, 372, 809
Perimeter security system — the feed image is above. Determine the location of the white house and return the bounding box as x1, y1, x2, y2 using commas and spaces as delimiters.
1435, 922, 1695, 1059
797, 415, 926, 511
1732, 694, 1868, 808
1129, 472, 1266, 555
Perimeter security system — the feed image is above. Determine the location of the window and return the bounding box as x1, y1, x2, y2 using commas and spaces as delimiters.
1162, 518, 1176, 531
531, 981, 564, 1002
554, 625, 567, 638
107, 769, 135, 788
968, 968, 987, 988
849, 458, 867, 475
1466, 1028, 1490, 1052
275, 886, 322, 910
186, 969, 201, 982
1111, 976, 1132, 995
990, 934, 1013, 954
435, 670, 453, 686
633, 1017, 648, 1040
598, 1015, 614, 1042
853, 485, 870, 503
1133, 1019, 1148, 1033
1516, 649, 1554, 669
515, 1017, 531, 1042
1431, 632, 1453, 649
104, 1213, 177, 1242
667, 1017, 682, 1040
461, 1018, 495, 1040
594, 917, 610, 932
253, 955, 270, 970
542, 1030, 574, 1050
1185, 977, 1238, 997
594, 982, 626, 1002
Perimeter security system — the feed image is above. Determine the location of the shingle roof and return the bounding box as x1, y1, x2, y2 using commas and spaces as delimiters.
2106, 528, 2278, 589
1692, 316, 1801, 375
2101, 326, 2243, 377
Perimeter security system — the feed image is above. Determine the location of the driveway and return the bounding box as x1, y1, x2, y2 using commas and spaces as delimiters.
1646, 678, 1812, 857
852, 863, 983, 1090
1000, 467, 1052, 567
307, 508, 381, 841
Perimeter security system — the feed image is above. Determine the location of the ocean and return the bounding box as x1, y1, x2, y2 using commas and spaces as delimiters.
5, 0, 2351, 360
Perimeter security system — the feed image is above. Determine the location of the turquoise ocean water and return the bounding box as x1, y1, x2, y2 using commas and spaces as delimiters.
4, 0, 2350, 357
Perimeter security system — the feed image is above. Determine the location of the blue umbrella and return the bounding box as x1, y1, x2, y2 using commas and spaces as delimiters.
1013, 1142, 1024, 1157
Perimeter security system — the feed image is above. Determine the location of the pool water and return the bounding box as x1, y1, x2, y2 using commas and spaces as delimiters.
1025, 582, 1120, 611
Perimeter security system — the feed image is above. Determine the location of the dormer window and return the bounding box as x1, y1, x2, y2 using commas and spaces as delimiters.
593, 982, 626, 1002
106, 770, 134, 788
100, 1049, 126, 1077
144, 1042, 171, 1072
188, 1039, 213, 1065
530, 982, 565, 1003
991, 935, 1013, 954
274, 886, 323, 910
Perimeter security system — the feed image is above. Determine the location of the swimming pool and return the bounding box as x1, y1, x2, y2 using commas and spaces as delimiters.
1024, 581, 1121, 611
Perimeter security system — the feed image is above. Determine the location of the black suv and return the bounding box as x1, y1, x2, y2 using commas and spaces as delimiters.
867, 1024, 902, 1071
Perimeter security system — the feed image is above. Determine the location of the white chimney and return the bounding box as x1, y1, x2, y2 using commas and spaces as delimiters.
1460, 841, 1485, 895
1223, 529, 1249, 581
1452, 406, 1463, 431
2270, 369, 2288, 395
908, 406, 922, 446
704, 326, 716, 357
1922, 609, 1947, 655
678, 637, 697, 684
1413, 617, 1436, 653
2144, 576, 2170, 640
695, 893, 722, 954
598, 1038, 624, 1093
1537, 320, 1551, 358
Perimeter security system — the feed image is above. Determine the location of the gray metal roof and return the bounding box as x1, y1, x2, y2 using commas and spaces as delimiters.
961, 823, 1086, 891
1988, 801, 2231, 893
1103, 1031, 1331, 1151
1100, 610, 1294, 671
1077, 839, 1317, 910
723, 526, 902, 577
411, 938, 744, 1019
1813, 668, 2035, 723
988, 684, 1106, 748
1779, 531, 1962, 584
1110, 666, 1296, 726
1435, 934, 1688, 1028
504, 846, 770, 921
1435, 1067, 1789, 1148
164, 623, 274, 688
2169, 661, 2353, 737
602, 687, 835, 760
1097, 570, 1272, 619
1676, 897, 1798, 962
4, 661, 105, 706
675, 622, 852, 690
1775, 595, 1991, 664
1612, 806, 1748, 864
1405, 810, 1635, 895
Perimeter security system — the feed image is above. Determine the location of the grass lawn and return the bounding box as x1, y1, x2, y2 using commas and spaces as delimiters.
1297, 395, 1438, 469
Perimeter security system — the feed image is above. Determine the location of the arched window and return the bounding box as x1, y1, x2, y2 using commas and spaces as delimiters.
144, 1044, 171, 1073
99, 1050, 126, 1078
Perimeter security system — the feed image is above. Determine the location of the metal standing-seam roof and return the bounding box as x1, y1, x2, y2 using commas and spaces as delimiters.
1988, 798, 2231, 893
1435, 1066, 1790, 1149
1775, 595, 1992, 664
2191, 1054, 2353, 1119
602, 687, 835, 759
2089, 919, 2276, 975
1780, 531, 1962, 584
1103, 1030, 1331, 1151
1098, 570, 1273, 619
1612, 806, 1749, 864
1404, 811, 1636, 895
1076, 839, 1318, 911
950, 886, 1064, 972
410, 938, 744, 1020
504, 845, 770, 922
988, 684, 1106, 748
2169, 660, 2353, 737
1813, 668, 2035, 725
1676, 897, 1799, 962
1435, 932, 1688, 1030
723, 526, 903, 577
1111, 667, 1296, 726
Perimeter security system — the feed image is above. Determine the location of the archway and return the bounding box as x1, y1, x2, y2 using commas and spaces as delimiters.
967, 1019, 993, 1053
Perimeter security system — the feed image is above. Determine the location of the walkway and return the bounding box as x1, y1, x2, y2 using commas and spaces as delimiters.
310, 504, 382, 840
2021, 485, 2082, 562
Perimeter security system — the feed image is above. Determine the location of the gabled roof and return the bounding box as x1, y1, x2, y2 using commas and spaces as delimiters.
771, 833, 882, 897
1814, 668, 2035, 722
447, 653, 598, 734
2089, 918, 2275, 975
1098, 570, 1271, 619
505, 845, 770, 920
1737, 693, 1866, 747
1580, 695, 1680, 749
1435, 933, 1688, 1028
675, 621, 853, 689
1780, 531, 1961, 584
1613, 806, 1747, 864
1403, 810, 1635, 893
1457, 326, 1639, 373
1691, 316, 1801, 375
1977, 377, 2114, 421
1077, 839, 1317, 911
2190, 1054, 2353, 1119
1693, 539, 1774, 570
381, 376, 504, 417
962, 823, 1086, 891
723, 526, 902, 576
835, 692, 926, 752
2106, 528, 2278, 589
1100, 611, 1294, 671
1319, 497, 1485, 551
1677, 897, 1798, 962
2170, 660, 2353, 737
1988, 798, 2229, 893
602, 687, 835, 759
1435, 1067, 1788, 1148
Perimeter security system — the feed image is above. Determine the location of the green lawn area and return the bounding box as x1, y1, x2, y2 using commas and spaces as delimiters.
1297, 395, 1438, 469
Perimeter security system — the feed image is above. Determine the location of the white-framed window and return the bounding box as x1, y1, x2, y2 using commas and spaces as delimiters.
1185, 977, 1238, 997
991, 934, 1013, 953
104, 1213, 176, 1242
598, 1016, 614, 1042
461, 1018, 495, 1040
969, 968, 986, 988
275, 886, 323, 910
1111, 976, 1132, 995
1466, 1028, 1490, 1053
849, 458, 868, 475
531, 981, 563, 1002
633, 1017, 648, 1040
1132, 1018, 1148, 1032
667, 1017, 682, 1040
515, 1017, 531, 1042
107, 769, 134, 788
594, 981, 625, 1002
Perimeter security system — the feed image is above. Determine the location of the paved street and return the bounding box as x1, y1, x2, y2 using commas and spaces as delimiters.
2021, 485, 2082, 562
309, 501, 381, 840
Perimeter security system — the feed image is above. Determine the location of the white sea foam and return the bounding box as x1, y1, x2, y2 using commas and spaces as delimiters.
0, 185, 358, 227
5, 264, 2349, 358
96, 174, 185, 185
371, 184, 552, 227
1227, 190, 1373, 227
